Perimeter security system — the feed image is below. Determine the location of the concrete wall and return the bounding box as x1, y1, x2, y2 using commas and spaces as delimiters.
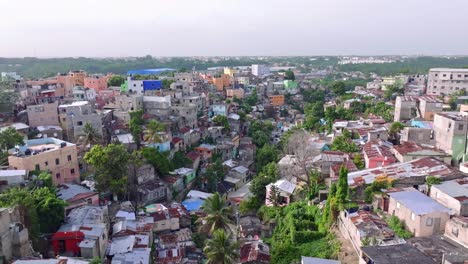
430, 185, 466, 216
8, 145, 80, 185
427, 69, 468, 96
27, 102, 59, 127
444, 217, 468, 248
388, 196, 450, 237
400, 127, 435, 145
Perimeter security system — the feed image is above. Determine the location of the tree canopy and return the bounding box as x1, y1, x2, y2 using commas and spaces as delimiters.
84, 143, 132, 195
107, 75, 125, 87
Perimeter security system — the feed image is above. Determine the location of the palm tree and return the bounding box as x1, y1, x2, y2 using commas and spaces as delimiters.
78, 123, 102, 149
197, 192, 234, 235
203, 230, 239, 264
143, 120, 166, 144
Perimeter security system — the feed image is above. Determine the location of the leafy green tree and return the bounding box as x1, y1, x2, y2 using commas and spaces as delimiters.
250, 162, 279, 205
84, 144, 131, 195
0, 127, 24, 150
353, 154, 365, 169
331, 81, 346, 95
78, 123, 102, 148
37, 171, 53, 188
245, 88, 258, 106
255, 145, 279, 172
33, 187, 67, 233
212, 115, 230, 132
162, 79, 175, 89
331, 136, 359, 153
144, 120, 166, 144
336, 166, 349, 207
197, 192, 234, 235
107, 75, 125, 87
204, 160, 224, 192
284, 70, 295, 81
389, 122, 405, 143
252, 130, 269, 147
203, 230, 239, 264
141, 147, 172, 175
172, 151, 191, 169
129, 110, 144, 149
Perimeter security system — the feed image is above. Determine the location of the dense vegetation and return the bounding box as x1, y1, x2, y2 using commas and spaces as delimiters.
259, 202, 340, 264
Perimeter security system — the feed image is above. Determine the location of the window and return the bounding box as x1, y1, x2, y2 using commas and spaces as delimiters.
44, 161, 48, 166
452, 227, 459, 237
459, 124, 464, 130
71, 168, 75, 174
55, 158, 60, 165
77, 121, 83, 126
443, 74, 446, 77
67, 155, 72, 161
35, 164, 40, 171
426, 218, 433, 226
411, 213, 416, 221
56, 173, 61, 178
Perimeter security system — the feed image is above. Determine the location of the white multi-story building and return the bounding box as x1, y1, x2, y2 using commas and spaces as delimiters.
427, 68, 468, 96
251, 64, 270, 77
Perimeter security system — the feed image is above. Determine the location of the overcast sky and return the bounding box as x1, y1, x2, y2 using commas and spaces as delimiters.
2, 0, 468, 57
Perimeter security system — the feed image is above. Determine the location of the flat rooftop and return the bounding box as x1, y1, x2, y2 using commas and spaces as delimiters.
430, 68, 468, 73
388, 190, 451, 215
10, 138, 74, 158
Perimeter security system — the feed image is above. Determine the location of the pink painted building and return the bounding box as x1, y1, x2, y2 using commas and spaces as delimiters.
8, 138, 80, 186
363, 140, 397, 168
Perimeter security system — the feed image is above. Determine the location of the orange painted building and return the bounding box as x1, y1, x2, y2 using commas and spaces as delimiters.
84, 74, 111, 91
269, 95, 285, 106
226, 88, 245, 99
213, 74, 231, 91
57, 71, 86, 97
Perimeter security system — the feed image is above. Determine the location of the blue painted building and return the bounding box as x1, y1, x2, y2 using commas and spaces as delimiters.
142, 80, 162, 91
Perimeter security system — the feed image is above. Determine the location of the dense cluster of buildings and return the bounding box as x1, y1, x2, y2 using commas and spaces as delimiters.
1, 62, 468, 263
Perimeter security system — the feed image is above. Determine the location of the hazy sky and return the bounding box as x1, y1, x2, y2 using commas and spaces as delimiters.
2, 0, 468, 57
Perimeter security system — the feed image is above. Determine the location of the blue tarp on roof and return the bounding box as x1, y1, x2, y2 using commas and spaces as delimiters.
142, 80, 162, 90
182, 198, 204, 212
127, 68, 176, 75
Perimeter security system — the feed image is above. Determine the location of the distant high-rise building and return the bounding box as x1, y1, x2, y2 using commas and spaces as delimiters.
427, 68, 468, 96
251, 64, 270, 77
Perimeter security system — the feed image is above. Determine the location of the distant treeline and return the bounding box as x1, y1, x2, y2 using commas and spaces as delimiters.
0, 56, 336, 78
337, 56, 468, 76
1, 56, 468, 79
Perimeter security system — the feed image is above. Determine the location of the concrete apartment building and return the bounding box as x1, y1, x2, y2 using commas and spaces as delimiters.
226, 88, 245, 99
143, 95, 172, 117
444, 216, 468, 248
59, 101, 103, 142
56, 71, 86, 97
72, 86, 97, 102
251, 64, 270, 76
26, 101, 60, 127
0, 207, 32, 261
213, 74, 231, 91
269, 95, 285, 106
427, 68, 468, 96
430, 178, 468, 216
8, 138, 80, 185
170, 81, 193, 96
388, 189, 451, 237
433, 112, 468, 164
394, 95, 442, 122
400, 127, 435, 145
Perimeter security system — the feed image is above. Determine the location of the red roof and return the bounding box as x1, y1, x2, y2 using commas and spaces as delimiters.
172, 137, 183, 144
186, 151, 201, 161
240, 242, 270, 263
331, 161, 358, 176
363, 140, 395, 160
392, 141, 445, 156
180, 126, 191, 133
